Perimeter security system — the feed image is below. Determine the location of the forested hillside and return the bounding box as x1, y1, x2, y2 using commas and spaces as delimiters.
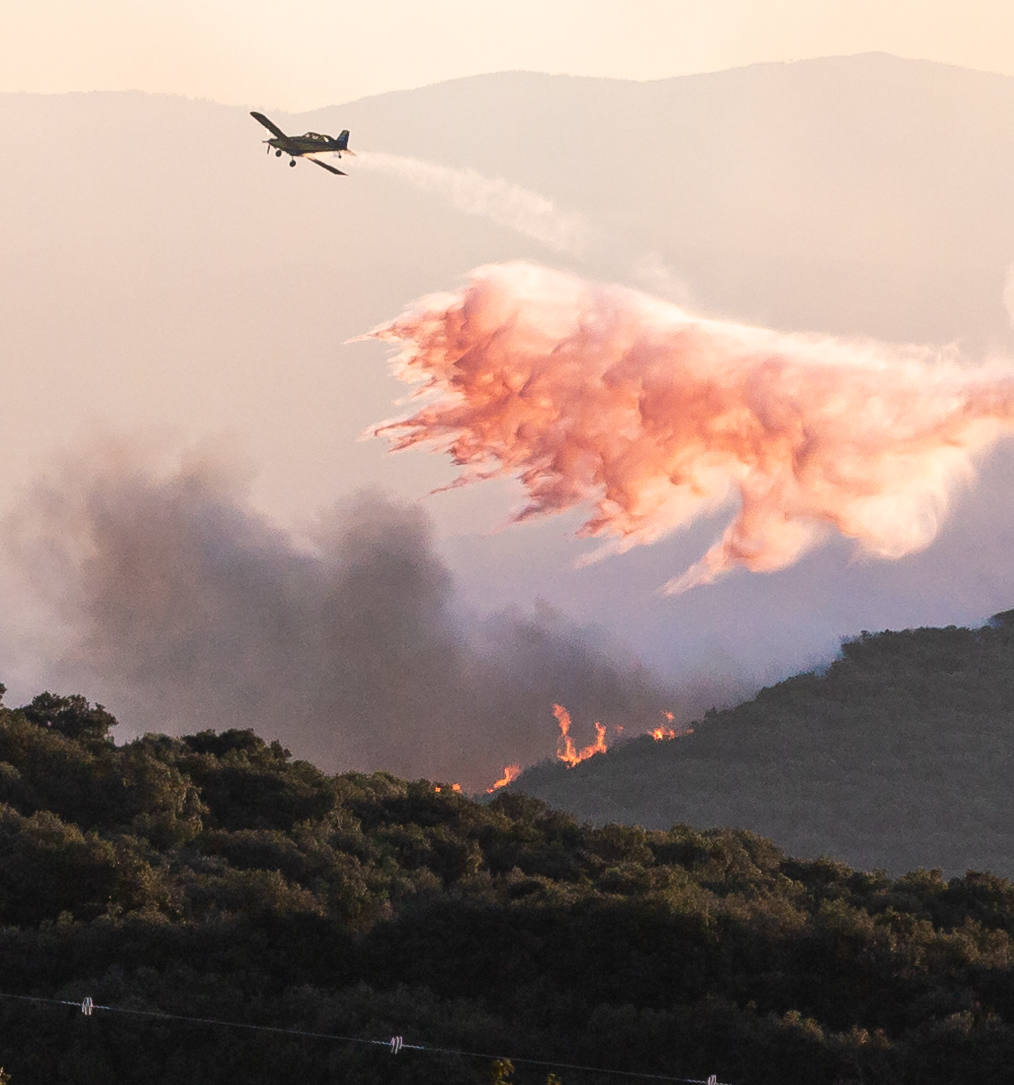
0, 686, 1012, 1084
517, 614, 1014, 876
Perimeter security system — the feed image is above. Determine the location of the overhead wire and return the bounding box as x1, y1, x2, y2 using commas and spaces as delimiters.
0, 988, 730, 1084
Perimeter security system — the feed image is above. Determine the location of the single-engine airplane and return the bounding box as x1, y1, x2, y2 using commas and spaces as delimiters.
250, 112, 351, 176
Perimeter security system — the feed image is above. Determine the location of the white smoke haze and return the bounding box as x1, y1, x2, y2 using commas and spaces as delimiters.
353, 150, 593, 254
369, 261, 1014, 593
628, 252, 697, 309
1003, 262, 1014, 329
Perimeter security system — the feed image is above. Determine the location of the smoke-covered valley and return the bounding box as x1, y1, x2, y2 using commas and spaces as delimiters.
3, 54, 1014, 787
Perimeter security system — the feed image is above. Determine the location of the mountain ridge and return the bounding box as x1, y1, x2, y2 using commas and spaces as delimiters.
293, 51, 1014, 115
509, 611, 1014, 877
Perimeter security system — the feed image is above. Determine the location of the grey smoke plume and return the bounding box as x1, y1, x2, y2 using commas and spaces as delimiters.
6, 446, 706, 789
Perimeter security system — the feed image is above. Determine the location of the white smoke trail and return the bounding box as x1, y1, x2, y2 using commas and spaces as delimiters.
354, 150, 593, 255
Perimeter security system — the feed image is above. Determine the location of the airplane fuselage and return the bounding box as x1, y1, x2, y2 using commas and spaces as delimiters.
266, 134, 345, 157
250, 113, 350, 175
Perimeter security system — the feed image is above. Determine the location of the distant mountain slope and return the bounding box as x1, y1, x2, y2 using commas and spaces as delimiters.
512, 611, 1014, 876
299, 52, 1014, 347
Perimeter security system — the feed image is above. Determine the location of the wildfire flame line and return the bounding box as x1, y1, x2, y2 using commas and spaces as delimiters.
481, 705, 692, 791
368, 261, 1014, 592
554, 703, 608, 767
486, 764, 521, 793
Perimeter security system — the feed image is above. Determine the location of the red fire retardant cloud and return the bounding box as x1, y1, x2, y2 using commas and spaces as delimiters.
368, 262, 1014, 592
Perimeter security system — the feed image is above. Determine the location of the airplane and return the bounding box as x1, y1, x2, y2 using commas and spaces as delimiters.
250, 111, 351, 176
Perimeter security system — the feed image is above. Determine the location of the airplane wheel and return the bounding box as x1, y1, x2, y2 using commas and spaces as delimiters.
289, 159, 296, 167
275, 149, 282, 157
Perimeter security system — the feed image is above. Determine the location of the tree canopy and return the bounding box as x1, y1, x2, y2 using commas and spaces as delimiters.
0, 683, 1011, 1083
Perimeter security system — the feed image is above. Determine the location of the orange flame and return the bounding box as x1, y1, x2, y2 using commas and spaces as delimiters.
434, 783, 462, 793
650, 710, 692, 740
369, 261, 1014, 592
486, 763, 521, 793
554, 703, 608, 767
651, 710, 677, 740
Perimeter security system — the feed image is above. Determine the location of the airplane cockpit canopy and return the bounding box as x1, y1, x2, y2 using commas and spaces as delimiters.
302, 132, 331, 143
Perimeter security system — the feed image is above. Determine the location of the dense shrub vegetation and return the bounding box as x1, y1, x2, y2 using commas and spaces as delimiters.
0, 682, 1011, 1084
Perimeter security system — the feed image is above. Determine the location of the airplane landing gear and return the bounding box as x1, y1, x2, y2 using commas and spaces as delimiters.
289, 159, 296, 167
275, 149, 283, 157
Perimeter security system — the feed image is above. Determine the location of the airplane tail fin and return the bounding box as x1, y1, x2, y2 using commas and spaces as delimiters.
337, 130, 350, 152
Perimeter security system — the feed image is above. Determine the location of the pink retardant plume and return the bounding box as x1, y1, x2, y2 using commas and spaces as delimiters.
367, 262, 1014, 592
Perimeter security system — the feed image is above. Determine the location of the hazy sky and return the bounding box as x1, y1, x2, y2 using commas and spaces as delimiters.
5, 0, 1014, 109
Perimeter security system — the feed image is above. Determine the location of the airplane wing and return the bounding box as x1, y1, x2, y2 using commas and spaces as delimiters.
250, 111, 287, 139
310, 158, 346, 176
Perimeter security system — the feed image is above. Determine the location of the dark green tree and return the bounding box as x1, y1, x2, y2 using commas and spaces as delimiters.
19, 692, 117, 748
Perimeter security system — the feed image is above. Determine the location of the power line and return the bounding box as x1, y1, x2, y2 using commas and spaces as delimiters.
0, 989, 730, 1085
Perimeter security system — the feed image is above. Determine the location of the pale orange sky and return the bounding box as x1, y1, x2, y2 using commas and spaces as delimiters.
4, 0, 1014, 110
